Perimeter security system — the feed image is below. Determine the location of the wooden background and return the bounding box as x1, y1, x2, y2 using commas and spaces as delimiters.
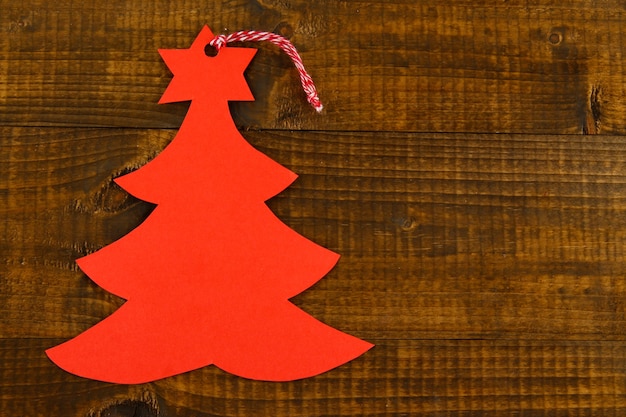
2, 0, 626, 415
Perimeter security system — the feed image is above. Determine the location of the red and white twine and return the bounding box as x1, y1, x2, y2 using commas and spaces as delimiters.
209, 30, 323, 113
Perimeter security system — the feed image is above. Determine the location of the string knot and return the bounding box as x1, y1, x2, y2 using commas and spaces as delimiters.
209, 34, 228, 51
208, 30, 323, 113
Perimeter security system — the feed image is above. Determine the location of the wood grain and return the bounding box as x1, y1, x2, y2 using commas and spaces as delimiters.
3, 0, 626, 415
2, 338, 626, 416
2, 127, 626, 414
1, 0, 626, 133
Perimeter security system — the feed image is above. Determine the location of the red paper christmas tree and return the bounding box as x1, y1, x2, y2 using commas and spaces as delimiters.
46, 26, 372, 384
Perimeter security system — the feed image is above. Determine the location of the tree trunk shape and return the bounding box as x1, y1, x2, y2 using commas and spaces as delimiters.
46, 26, 373, 383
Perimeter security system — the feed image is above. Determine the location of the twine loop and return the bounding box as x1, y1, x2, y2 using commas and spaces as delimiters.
208, 30, 323, 113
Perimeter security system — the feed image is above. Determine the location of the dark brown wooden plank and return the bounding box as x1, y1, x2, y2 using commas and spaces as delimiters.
1, 338, 625, 416
2, 127, 626, 343
1, 1, 626, 133
5, 1, 626, 415
0, 338, 159, 416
